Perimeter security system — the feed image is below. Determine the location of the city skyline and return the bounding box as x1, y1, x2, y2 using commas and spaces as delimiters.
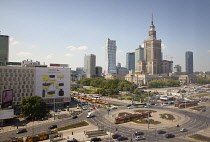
0, 0, 210, 72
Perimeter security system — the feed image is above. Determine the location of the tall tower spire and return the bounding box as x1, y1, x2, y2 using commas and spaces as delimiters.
152, 13, 154, 25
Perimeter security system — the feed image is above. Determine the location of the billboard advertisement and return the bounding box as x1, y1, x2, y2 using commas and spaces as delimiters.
0, 109, 14, 120
1, 90, 13, 108
35, 68, 71, 98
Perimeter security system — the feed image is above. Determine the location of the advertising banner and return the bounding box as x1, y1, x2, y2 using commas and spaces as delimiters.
0, 109, 14, 119
35, 68, 71, 98
1, 90, 13, 108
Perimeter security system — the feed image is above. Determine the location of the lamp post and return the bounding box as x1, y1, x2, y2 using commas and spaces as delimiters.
147, 91, 151, 129
108, 109, 112, 142
54, 98, 56, 120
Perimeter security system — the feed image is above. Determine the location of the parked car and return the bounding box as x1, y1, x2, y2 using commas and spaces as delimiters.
126, 104, 132, 107
90, 137, 102, 141
165, 134, 175, 138
135, 136, 146, 141
72, 115, 78, 119
117, 136, 128, 141
16, 128, 27, 134
180, 128, 187, 132
48, 125, 57, 129
112, 134, 121, 139
67, 138, 79, 142
134, 131, 144, 136
157, 130, 166, 134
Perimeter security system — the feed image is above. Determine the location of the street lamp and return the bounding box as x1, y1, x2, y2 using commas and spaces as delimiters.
147, 91, 151, 129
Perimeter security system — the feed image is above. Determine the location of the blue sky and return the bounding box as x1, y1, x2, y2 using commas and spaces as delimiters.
1, 0, 210, 72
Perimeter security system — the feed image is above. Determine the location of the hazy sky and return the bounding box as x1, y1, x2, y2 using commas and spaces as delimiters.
1, 0, 210, 72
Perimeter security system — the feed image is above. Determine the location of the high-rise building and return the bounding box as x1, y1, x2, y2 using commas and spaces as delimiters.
174, 64, 182, 73
185, 51, 193, 74
95, 66, 102, 77
105, 38, 117, 74
126, 52, 135, 71
135, 46, 144, 71
84, 54, 96, 78
138, 15, 172, 75
0, 35, 9, 63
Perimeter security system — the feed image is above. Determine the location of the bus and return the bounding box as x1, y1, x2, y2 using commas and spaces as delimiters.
114, 112, 151, 124
178, 102, 198, 108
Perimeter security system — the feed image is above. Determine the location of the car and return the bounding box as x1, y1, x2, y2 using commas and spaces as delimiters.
202, 109, 206, 112
134, 131, 144, 136
67, 138, 79, 142
16, 128, 27, 134
117, 136, 128, 141
127, 106, 133, 109
72, 115, 78, 119
180, 128, 187, 132
157, 130, 166, 134
126, 104, 132, 107
144, 105, 150, 108
150, 103, 155, 105
48, 125, 57, 129
112, 134, 121, 139
90, 137, 102, 141
165, 134, 175, 138
135, 136, 146, 141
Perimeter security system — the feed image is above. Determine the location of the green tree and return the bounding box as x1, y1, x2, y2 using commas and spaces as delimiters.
20, 96, 48, 119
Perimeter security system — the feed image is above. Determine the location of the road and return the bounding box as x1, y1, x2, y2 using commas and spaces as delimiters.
1, 97, 209, 142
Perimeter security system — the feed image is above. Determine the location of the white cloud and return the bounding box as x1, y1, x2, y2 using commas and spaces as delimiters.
117, 49, 123, 54
10, 37, 20, 46
46, 54, 54, 59
16, 52, 32, 57
161, 43, 166, 49
66, 45, 88, 51
65, 53, 73, 56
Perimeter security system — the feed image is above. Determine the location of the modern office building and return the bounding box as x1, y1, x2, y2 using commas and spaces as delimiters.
135, 46, 144, 71
105, 38, 117, 74
117, 63, 129, 75
126, 52, 135, 71
0, 35, 9, 63
95, 66, 102, 77
185, 51, 193, 74
84, 54, 96, 78
137, 15, 172, 75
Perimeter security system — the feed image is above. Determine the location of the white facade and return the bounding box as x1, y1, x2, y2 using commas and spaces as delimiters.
105, 38, 117, 74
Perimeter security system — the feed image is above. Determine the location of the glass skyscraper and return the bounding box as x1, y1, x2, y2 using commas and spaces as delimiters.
0, 35, 9, 63
185, 51, 193, 74
126, 52, 135, 71
84, 54, 96, 78
135, 46, 144, 71
105, 38, 117, 74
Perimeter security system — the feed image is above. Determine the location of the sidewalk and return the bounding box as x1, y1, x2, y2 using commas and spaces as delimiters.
0, 107, 81, 133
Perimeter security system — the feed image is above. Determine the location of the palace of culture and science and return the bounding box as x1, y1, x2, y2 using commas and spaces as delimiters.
138, 16, 173, 75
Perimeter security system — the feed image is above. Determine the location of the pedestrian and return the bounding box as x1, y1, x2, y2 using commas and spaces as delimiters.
72, 131, 73, 135
84, 130, 86, 134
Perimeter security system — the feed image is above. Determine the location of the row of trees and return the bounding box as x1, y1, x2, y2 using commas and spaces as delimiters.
198, 77, 210, 85
78, 78, 137, 96
148, 79, 180, 88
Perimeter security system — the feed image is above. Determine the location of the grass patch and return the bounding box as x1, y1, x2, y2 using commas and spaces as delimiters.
132, 118, 161, 124
134, 110, 157, 113
194, 94, 209, 97
190, 106, 206, 111
118, 112, 132, 117
160, 113, 175, 120
189, 134, 210, 142
57, 121, 89, 131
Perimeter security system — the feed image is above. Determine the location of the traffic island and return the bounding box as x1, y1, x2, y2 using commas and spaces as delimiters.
188, 134, 210, 142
